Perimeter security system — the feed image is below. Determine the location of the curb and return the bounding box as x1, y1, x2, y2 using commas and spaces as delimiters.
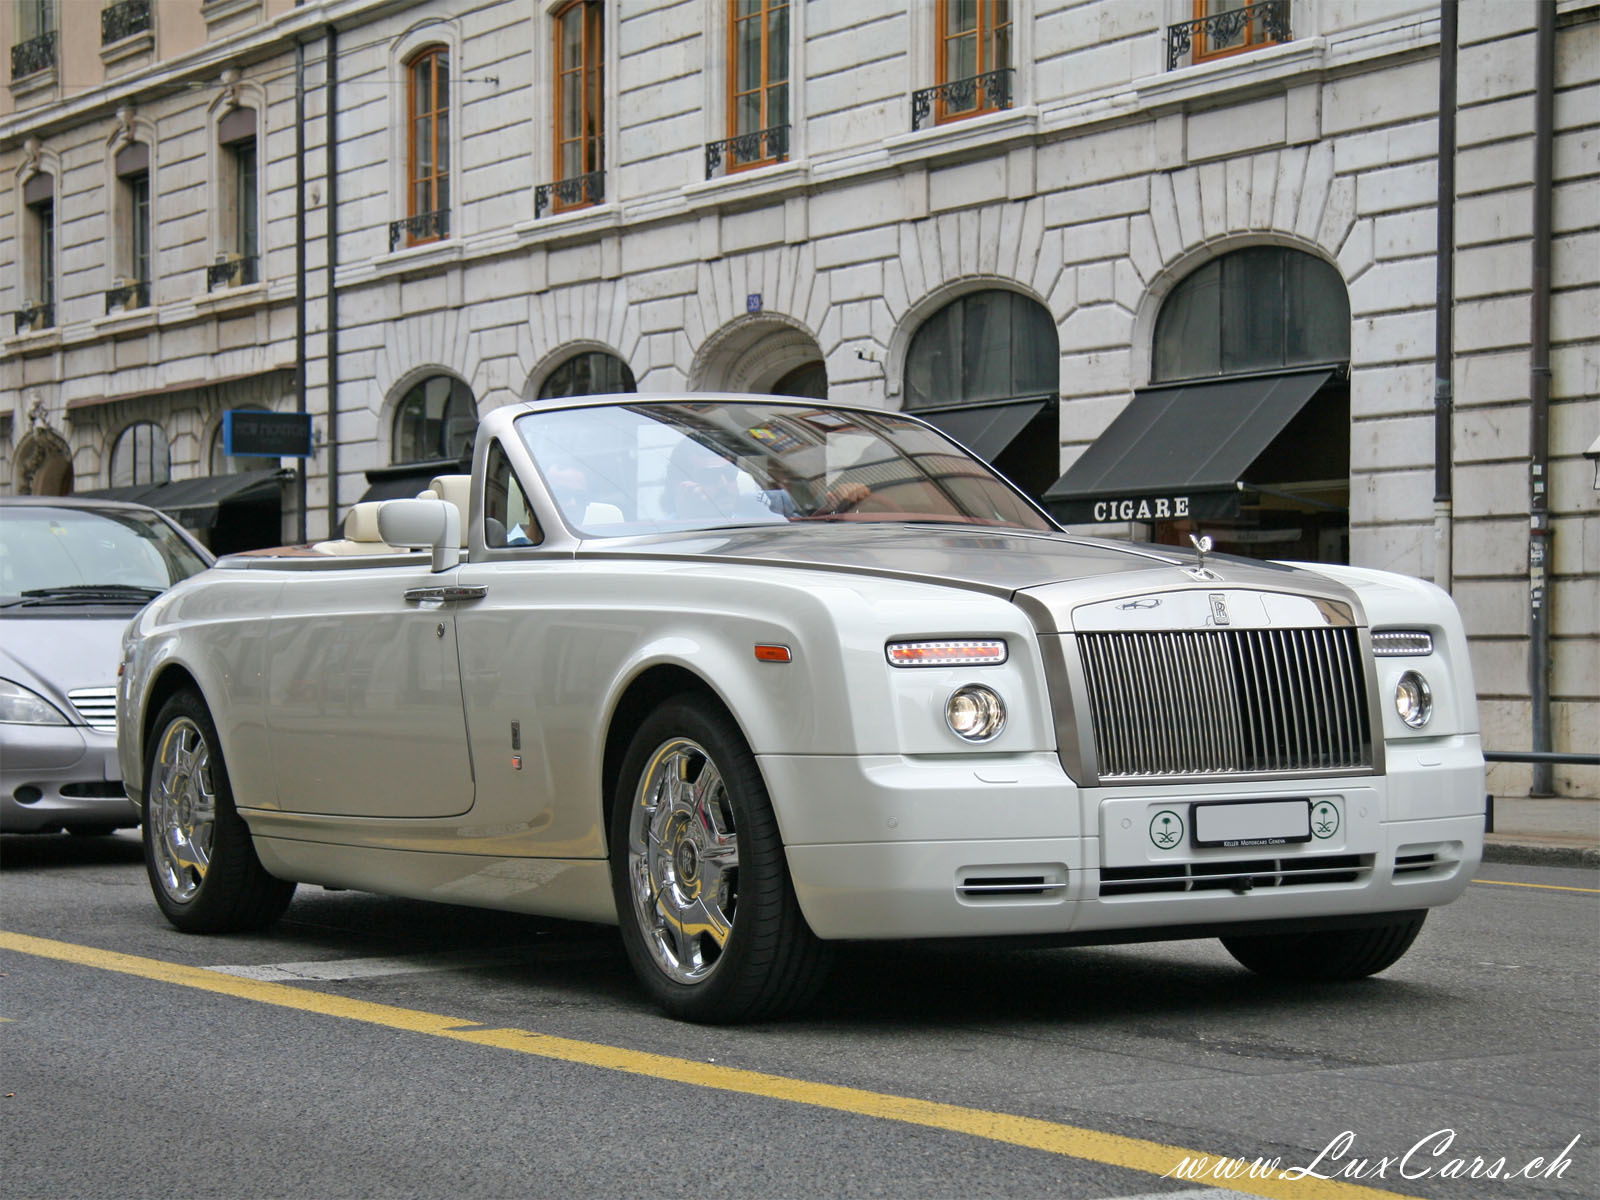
1481, 840, 1600, 870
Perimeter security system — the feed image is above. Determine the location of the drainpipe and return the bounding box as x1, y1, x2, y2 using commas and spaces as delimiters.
1432, 0, 1456, 592
1528, 2, 1555, 795
325, 24, 340, 536
294, 39, 308, 544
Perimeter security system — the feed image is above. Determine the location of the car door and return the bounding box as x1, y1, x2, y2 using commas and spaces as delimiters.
263, 560, 475, 818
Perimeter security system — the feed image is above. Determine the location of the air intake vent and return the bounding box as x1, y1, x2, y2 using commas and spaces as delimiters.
1077, 627, 1372, 781
957, 865, 1069, 901
1099, 854, 1370, 898
68, 687, 119, 734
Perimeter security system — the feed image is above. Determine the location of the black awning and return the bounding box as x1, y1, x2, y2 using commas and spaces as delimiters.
1042, 370, 1332, 523
354, 459, 467, 507
916, 399, 1050, 462
75, 469, 285, 525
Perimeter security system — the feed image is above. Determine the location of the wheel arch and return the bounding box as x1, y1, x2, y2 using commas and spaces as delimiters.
139, 663, 206, 786
600, 663, 743, 856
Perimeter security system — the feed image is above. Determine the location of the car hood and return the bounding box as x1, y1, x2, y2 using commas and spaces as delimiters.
0, 611, 131, 704
579, 523, 1319, 598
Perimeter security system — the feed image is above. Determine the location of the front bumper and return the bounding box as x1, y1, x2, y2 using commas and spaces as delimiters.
766, 737, 1485, 940
1, 723, 137, 833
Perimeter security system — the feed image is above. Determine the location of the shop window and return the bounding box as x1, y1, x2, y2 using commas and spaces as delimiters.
904, 290, 1055, 410
393, 375, 476, 463
1153, 247, 1350, 382
539, 351, 635, 399
111, 422, 170, 487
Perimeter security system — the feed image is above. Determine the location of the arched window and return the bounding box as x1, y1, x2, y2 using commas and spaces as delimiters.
539, 351, 636, 399
111, 422, 171, 487
903, 289, 1057, 410
393, 375, 476, 463
1153, 246, 1350, 382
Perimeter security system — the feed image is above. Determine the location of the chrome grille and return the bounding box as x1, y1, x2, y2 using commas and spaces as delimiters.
68, 686, 119, 734
1077, 628, 1371, 780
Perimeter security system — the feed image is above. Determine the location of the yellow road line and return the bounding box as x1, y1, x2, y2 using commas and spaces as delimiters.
0, 929, 1416, 1200
1472, 878, 1600, 894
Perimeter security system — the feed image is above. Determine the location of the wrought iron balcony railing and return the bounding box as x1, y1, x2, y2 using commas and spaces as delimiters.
104, 279, 151, 314
389, 209, 449, 252
535, 171, 605, 218
11, 30, 58, 80
1167, 0, 1290, 70
207, 254, 260, 291
911, 68, 1013, 131
101, 0, 153, 45
705, 125, 789, 179
14, 303, 54, 334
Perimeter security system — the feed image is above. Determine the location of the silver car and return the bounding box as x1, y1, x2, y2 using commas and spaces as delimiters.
2, 497, 212, 835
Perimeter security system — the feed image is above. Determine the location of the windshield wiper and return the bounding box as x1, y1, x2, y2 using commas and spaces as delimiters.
11, 584, 165, 607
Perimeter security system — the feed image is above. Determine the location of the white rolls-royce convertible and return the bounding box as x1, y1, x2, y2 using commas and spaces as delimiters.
117, 396, 1486, 1022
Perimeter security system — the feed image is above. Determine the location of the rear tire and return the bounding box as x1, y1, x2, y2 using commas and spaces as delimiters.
610, 694, 830, 1023
143, 689, 295, 933
1222, 914, 1426, 980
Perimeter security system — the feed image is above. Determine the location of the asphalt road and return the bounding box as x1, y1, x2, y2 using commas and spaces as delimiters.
2, 831, 1595, 1200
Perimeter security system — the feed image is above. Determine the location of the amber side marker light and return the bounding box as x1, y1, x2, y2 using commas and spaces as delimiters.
754, 644, 793, 663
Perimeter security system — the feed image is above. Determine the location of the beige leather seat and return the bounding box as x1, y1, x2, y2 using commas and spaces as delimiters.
418, 474, 471, 548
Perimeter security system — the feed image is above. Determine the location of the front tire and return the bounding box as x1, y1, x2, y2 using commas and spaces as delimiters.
1221, 914, 1427, 981
143, 689, 295, 933
610, 694, 830, 1023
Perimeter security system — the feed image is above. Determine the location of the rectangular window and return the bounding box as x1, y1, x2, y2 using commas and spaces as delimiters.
1192, 0, 1278, 63
935, 0, 1010, 124
233, 139, 258, 281
129, 171, 150, 286
17, 0, 55, 41
726, 0, 788, 171
553, 0, 603, 211
34, 200, 54, 311
407, 47, 450, 245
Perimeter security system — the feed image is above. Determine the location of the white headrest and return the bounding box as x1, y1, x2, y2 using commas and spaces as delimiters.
343, 502, 388, 542
422, 475, 472, 547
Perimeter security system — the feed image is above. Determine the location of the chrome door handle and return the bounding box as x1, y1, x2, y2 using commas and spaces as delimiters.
403, 585, 488, 604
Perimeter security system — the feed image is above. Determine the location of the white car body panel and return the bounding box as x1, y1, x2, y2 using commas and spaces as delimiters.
118, 396, 1486, 953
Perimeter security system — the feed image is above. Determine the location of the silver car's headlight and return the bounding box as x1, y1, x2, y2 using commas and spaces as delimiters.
946, 684, 1006, 742
1394, 670, 1433, 729
0, 679, 70, 726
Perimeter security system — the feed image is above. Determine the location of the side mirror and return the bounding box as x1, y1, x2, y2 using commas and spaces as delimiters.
378, 498, 460, 572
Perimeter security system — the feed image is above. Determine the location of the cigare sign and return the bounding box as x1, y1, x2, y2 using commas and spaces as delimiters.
1092, 495, 1191, 522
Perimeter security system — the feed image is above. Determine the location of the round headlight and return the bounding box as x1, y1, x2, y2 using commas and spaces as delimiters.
1394, 670, 1433, 729
946, 684, 1006, 742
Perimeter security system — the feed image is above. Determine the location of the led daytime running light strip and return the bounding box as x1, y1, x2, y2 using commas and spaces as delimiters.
885, 639, 1008, 667
1372, 630, 1434, 657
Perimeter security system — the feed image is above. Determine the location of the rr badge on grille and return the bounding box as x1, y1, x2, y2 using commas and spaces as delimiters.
1209, 593, 1230, 626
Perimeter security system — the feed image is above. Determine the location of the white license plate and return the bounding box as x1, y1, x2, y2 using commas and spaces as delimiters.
1192, 800, 1311, 848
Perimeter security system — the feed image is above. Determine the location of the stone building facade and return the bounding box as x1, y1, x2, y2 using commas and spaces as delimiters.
2, 0, 1596, 797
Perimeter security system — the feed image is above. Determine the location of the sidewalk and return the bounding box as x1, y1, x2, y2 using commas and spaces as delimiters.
1483, 794, 1600, 868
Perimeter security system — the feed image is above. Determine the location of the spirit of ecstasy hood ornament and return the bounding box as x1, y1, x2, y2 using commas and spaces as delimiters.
1186, 533, 1221, 581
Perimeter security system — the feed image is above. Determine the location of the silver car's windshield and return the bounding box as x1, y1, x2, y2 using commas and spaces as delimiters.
514, 401, 1054, 538
1, 507, 210, 603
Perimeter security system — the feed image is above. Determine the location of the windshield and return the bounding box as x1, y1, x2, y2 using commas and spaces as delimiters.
514, 401, 1054, 538
0, 506, 211, 602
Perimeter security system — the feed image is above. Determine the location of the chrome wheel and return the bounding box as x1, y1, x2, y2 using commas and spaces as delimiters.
626, 736, 739, 985
148, 716, 216, 905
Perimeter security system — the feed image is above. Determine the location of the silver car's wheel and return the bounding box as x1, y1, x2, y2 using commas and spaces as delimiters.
627, 736, 739, 985
148, 716, 216, 904
611, 694, 831, 1023
141, 689, 295, 933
